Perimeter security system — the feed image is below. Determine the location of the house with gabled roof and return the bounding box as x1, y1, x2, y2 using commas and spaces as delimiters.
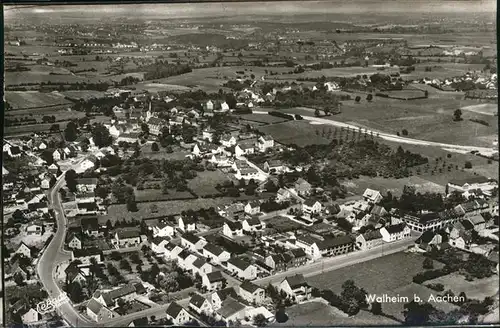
242, 217, 265, 232
302, 199, 322, 215
165, 302, 191, 325
257, 135, 274, 152
362, 188, 383, 204
355, 230, 384, 250
221, 135, 237, 147
150, 236, 171, 255
235, 143, 255, 157
86, 299, 114, 322
66, 232, 83, 250
466, 214, 487, 232
152, 221, 175, 238
239, 281, 265, 305
192, 257, 213, 276
223, 220, 244, 238
216, 297, 248, 323
211, 287, 238, 310
164, 242, 184, 260
178, 216, 196, 232
380, 223, 411, 242
16, 241, 33, 258
227, 257, 257, 280
114, 228, 142, 247
202, 271, 227, 291
244, 201, 261, 215
189, 294, 213, 315
278, 274, 311, 302
181, 234, 207, 252
71, 247, 104, 265
203, 244, 231, 264
177, 251, 198, 271
81, 217, 100, 237
19, 307, 41, 324
294, 178, 312, 196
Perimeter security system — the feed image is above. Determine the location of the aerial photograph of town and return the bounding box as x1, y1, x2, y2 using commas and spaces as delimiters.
1, 0, 498, 327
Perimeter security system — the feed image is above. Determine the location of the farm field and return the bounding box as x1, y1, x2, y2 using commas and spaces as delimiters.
401, 63, 486, 80
284, 96, 498, 147
268, 66, 401, 80
256, 120, 331, 147
5, 122, 70, 137
5, 91, 72, 109
461, 103, 498, 116
407, 84, 465, 99
306, 252, 444, 295
266, 215, 303, 232
187, 170, 231, 197
139, 144, 191, 160
425, 273, 499, 300
381, 88, 425, 99
60, 90, 107, 100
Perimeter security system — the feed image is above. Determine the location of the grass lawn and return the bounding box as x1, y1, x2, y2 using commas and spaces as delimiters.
101, 198, 237, 224
187, 170, 231, 197
306, 252, 444, 295
140, 145, 190, 161
5, 122, 71, 137
425, 273, 499, 300
60, 90, 107, 101
134, 188, 195, 202
266, 216, 303, 232
257, 120, 331, 147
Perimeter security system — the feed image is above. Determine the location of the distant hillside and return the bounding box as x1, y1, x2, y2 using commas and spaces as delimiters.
169, 33, 248, 49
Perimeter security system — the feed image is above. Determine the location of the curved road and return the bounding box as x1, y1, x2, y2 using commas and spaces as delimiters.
37, 172, 97, 327
253, 110, 497, 155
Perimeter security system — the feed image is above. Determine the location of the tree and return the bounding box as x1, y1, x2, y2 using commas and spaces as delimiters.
49, 175, 57, 188
151, 142, 159, 152
50, 124, 60, 132
253, 314, 267, 327
464, 161, 472, 169
403, 301, 435, 325
64, 121, 79, 142
65, 169, 78, 192
453, 109, 463, 121
314, 109, 321, 117
366, 94, 373, 102
91, 124, 113, 148
371, 301, 382, 315
402, 129, 409, 136
423, 257, 434, 270
14, 273, 25, 286
275, 307, 288, 323
355, 96, 361, 103
119, 259, 132, 272
126, 196, 138, 212
67, 282, 85, 303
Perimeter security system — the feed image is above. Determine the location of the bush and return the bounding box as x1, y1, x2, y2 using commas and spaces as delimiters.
464, 161, 472, 169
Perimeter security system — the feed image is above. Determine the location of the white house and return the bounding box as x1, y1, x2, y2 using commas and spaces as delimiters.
152, 222, 175, 238
278, 274, 311, 302
223, 221, 244, 238
235, 143, 255, 157
257, 135, 274, 152
238, 281, 265, 305
16, 242, 32, 258
276, 188, 291, 203
221, 135, 237, 147
380, 223, 411, 242
202, 244, 231, 264
211, 287, 238, 310
150, 237, 171, 255
362, 188, 383, 204
20, 308, 42, 324
191, 257, 213, 276
165, 302, 192, 325
242, 218, 265, 232
202, 271, 226, 291
227, 257, 257, 280
178, 216, 196, 232
164, 243, 184, 260
189, 294, 213, 315
86, 299, 114, 322
302, 199, 322, 215
181, 234, 208, 252
244, 201, 261, 215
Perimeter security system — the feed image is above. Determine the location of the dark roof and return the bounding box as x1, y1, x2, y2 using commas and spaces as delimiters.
86, 299, 103, 314
206, 271, 226, 283
73, 247, 102, 258
225, 220, 243, 230
204, 243, 226, 256
240, 280, 262, 293
318, 235, 353, 250
134, 282, 146, 295
304, 199, 320, 207
461, 220, 475, 231
108, 284, 137, 300
166, 302, 185, 318
117, 228, 141, 240
81, 217, 99, 231
285, 274, 309, 289
228, 257, 252, 271
416, 230, 436, 244
384, 223, 407, 234
245, 217, 261, 226
178, 250, 191, 260
192, 257, 208, 269
216, 287, 238, 301
182, 233, 201, 244
290, 248, 307, 258
130, 317, 148, 327
190, 294, 207, 308
77, 202, 98, 211
218, 297, 246, 319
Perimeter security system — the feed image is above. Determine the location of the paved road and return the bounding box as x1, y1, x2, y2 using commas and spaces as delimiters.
36, 172, 97, 327
253, 110, 497, 155
254, 237, 417, 287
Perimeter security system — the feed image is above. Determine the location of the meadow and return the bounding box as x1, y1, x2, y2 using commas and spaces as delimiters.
5, 91, 71, 109
187, 170, 231, 197
256, 120, 331, 147
425, 273, 499, 300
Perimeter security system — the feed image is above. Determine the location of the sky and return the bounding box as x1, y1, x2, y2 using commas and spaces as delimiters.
4, 0, 497, 21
